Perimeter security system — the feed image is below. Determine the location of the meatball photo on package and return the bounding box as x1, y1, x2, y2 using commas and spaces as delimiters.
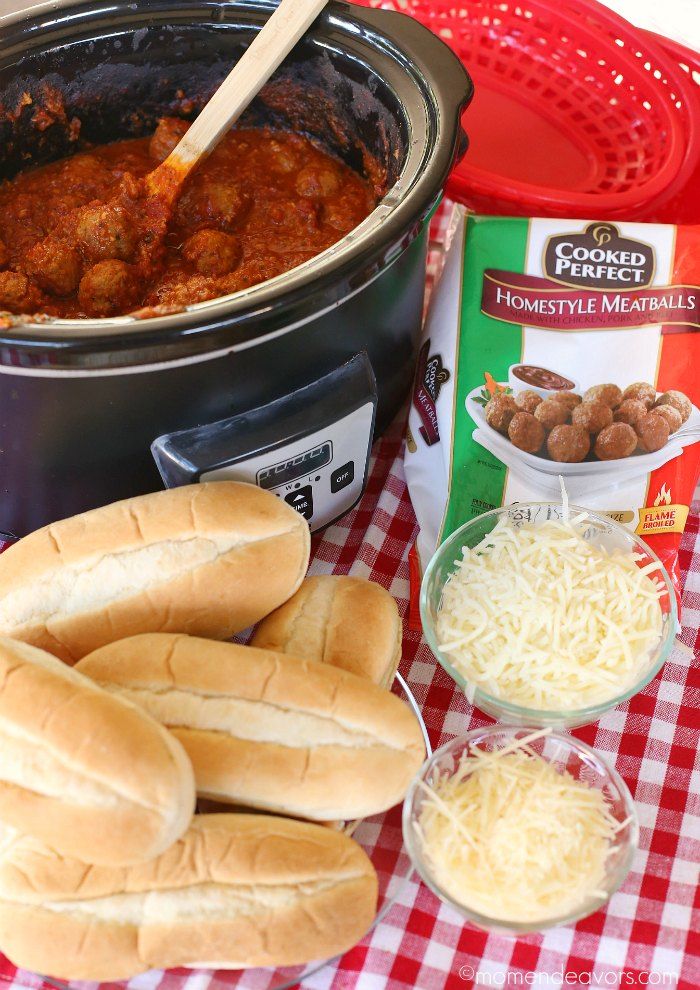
405, 212, 700, 589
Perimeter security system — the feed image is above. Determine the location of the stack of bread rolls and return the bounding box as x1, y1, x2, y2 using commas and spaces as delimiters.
0, 482, 423, 981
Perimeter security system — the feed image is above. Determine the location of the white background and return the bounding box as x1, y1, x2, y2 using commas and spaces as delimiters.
602, 0, 700, 49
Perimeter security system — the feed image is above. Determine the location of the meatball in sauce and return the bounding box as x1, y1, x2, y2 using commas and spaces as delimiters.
0, 119, 379, 319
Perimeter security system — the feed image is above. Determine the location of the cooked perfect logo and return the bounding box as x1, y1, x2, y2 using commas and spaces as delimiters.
412, 340, 450, 446
544, 223, 655, 289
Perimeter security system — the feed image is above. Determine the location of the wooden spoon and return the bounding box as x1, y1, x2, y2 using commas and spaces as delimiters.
145, 0, 329, 204
21, 0, 330, 313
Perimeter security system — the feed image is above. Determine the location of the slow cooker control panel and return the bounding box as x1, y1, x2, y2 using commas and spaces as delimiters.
151, 352, 377, 533
202, 402, 373, 528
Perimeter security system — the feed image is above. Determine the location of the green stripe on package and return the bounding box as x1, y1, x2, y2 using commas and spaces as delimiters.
441, 215, 529, 540
405, 208, 530, 575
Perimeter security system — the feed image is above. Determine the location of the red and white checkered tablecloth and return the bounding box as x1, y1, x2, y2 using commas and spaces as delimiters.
0, 208, 697, 990
305, 420, 700, 990
3, 416, 696, 990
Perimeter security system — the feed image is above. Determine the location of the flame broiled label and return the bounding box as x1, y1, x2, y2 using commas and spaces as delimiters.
543, 223, 655, 289
636, 484, 689, 535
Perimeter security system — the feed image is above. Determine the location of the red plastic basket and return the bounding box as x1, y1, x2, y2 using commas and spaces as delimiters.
357, 0, 695, 220
641, 30, 700, 223
556, 1, 699, 220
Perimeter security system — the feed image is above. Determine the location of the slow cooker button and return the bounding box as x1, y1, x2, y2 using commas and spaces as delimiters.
284, 486, 314, 521
330, 461, 354, 493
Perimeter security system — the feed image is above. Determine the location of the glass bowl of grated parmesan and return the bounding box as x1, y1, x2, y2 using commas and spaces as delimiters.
403, 726, 638, 933
420, 502, 678, 728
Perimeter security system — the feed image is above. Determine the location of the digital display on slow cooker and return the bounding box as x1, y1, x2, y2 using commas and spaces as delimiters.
256, 441, 333, 490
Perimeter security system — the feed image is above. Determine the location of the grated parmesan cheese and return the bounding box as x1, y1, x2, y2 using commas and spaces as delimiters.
436, 512, 665, 710
416, 729, 626, 924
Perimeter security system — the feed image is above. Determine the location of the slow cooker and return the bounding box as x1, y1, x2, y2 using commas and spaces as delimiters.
0, 0, 471, 536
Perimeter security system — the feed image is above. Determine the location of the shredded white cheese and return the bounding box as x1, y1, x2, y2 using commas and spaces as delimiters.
436, 513, 665, 710
416, 729, 625, 924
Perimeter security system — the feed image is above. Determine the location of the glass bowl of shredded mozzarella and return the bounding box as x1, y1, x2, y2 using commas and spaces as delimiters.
403, 726, 638, 933
420, 500, 678, 728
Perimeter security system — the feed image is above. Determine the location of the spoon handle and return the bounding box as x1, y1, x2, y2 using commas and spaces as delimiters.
164, 0, 328, 175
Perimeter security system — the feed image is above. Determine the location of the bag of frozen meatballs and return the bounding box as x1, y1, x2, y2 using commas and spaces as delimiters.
405, 208, 700, 599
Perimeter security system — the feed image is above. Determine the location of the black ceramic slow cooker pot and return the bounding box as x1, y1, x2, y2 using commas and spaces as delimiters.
0, 0, 471, 536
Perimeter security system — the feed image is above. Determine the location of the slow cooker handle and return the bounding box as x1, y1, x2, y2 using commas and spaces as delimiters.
346, 3, 474, 124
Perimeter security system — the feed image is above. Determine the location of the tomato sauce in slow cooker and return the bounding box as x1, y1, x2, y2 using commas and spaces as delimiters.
0, 118, 379, 319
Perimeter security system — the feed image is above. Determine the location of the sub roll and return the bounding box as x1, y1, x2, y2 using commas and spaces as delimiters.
0, 481, 310, 664
77, 633, 426, 821
0, 638, 195, 865
0, 814, 378, 980
251, 574, 402, 687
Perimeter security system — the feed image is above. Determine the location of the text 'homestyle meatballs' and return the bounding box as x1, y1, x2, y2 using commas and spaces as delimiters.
547, 425, 590, 463
485, 393, 518, 434
635, 413, 671, 453
594, 422, 637, 460
583, 384, 623, 409
508, 412, 545, 454
571, 400, 613, 435
534, 399, 570, 431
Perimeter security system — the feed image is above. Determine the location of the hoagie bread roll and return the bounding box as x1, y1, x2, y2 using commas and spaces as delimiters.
0, 814, 378, 980
77, 633, 425, 821
251, 575, 402, 687
0, 482, 310, 664
0, 637, 195, 865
